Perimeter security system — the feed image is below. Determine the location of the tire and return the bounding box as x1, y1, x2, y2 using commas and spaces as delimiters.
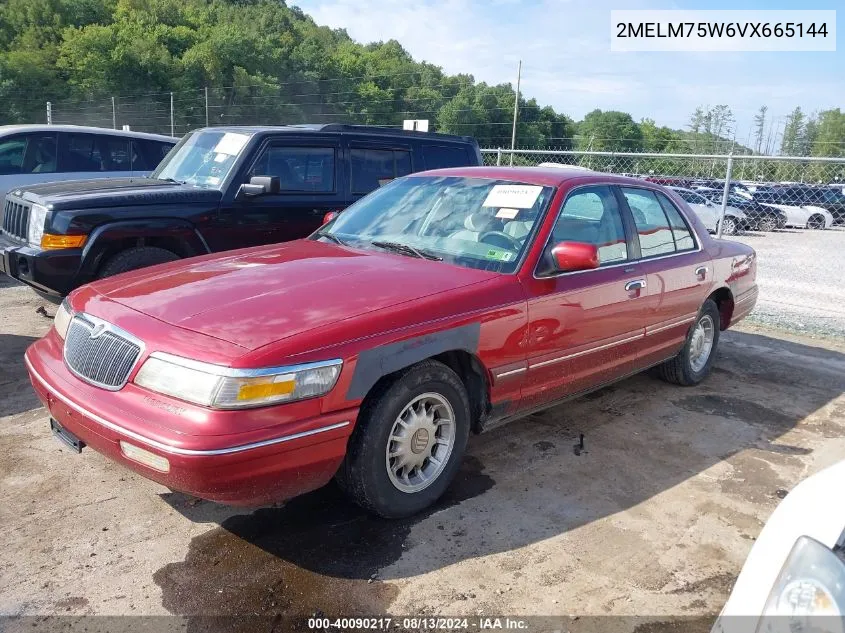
657, 299, 721, 387
807, 214, 826, 230
337, 360, 471, 518
719, 216, 738, 236
758, 216, 777, 232
98, 246, 180, 278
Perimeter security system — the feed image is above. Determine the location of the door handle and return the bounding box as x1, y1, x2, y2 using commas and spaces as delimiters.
695, 265, 708, 280
625, 279, 646, 292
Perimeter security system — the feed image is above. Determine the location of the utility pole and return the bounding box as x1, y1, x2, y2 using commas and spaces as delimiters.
112, 96, 117, 129
509, 60, 522, 166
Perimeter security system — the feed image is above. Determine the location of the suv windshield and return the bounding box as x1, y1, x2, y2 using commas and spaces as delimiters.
151, 130, 253, 188
315, 175, 555, 273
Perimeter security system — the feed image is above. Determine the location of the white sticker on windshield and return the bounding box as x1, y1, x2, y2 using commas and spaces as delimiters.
207, 176, 221, 186
212, 132, 250, 156
482, 185, 543, 209
496, 207, 519, 219
213, 153, 228, 163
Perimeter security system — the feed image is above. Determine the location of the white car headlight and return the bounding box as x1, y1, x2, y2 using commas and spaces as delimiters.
757, 536, 845, 632
54, 298, 73, 340
134, 353, 342, 409
27, 203, 49, 247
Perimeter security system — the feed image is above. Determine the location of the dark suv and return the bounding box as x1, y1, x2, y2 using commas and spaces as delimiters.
0, 124, 482, 300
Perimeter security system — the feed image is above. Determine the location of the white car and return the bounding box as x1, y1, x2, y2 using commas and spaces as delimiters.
713, 459, 845, 633
668, 186, 747, 235
752, 186, 835, 230
0, 125, 176, 202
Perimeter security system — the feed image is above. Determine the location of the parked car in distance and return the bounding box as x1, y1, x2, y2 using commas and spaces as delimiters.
712, 459, 845, 632
694, 187, 787, 231
26, 166, 758, 518
0, 125, 175, 202
752, 185, 836, 229
668, 186, 747, 235
0, 124, 482, 300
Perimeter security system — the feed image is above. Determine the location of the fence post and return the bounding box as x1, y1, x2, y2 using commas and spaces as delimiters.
717, 153, 734, 239
496, 148, 502, 166
170, 92, 175, 137
46, 102, 52, 125
111, 97, 116, 129
204, 87, 209, 127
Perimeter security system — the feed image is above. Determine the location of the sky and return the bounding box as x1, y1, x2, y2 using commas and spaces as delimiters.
295, 0, 843, 145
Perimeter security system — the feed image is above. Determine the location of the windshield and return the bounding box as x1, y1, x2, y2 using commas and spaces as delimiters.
151, 130, 253, 188
315, 176, 555, 273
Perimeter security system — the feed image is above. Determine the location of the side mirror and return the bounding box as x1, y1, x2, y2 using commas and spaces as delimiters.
550, 241, 599, 272
238, 175, 280, 197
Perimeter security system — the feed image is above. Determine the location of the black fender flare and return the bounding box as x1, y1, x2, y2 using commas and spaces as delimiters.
79, 219, 210, 280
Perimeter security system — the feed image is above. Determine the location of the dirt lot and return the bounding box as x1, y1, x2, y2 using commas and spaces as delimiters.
2, 274, 845, 630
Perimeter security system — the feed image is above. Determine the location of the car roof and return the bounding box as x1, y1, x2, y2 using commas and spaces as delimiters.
192, 124, 477, 144
667, 186, 698, 194
0, 124, 176, 142
408, 166, 659, 188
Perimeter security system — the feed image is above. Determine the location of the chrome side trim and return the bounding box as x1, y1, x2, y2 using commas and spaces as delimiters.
736, 292, 757, 304
645, 313, 698, 336
148, 351, 343, 378
493, 366, 527, 379
26, 355, 350, 457
529, 332, 644, 370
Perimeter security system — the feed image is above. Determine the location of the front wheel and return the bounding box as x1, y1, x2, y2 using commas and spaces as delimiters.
657, 299, 721, 386
98, 246, 180, 278
718, 216, 738, 236
758, 216, 778, 232
337, 360, 471, 518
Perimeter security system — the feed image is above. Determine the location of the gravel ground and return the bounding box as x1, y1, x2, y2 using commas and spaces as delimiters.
727, 227, 845, 339
2, 275, 845, 631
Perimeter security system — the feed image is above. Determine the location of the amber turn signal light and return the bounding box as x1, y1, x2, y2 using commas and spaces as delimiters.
40, 234, 87, 250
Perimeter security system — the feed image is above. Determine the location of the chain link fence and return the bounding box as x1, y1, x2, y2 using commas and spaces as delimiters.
482, 149, 845, 233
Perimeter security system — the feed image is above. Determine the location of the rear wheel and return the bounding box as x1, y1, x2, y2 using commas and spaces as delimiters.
337, 360, 471, 518
657, 299, 721, 386
98, 246, 180, 278
807, 214, 826, 230
758, 216, 778, 232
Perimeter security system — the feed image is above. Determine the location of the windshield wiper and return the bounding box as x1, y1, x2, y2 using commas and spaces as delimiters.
157, 177, 185, 185
317, 232, 347, 246
371, 240, 442, 261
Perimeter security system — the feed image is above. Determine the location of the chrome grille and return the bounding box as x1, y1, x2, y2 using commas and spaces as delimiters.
1, 196, 31, 241
64, 315, 143, 390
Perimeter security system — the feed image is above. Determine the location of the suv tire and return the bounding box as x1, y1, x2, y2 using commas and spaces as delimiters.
99, 247, 180, 278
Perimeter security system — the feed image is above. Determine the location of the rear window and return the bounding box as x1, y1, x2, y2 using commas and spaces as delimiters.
350, 148, 412, 194
422, 144, 472, 170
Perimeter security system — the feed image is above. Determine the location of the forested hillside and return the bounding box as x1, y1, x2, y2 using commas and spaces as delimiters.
0, 0, 842, 156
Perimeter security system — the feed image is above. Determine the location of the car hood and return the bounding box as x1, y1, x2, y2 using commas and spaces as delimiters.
90, 240, 497, 351
19, 178, 221, 210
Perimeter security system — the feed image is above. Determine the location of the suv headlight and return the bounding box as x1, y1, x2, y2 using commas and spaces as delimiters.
134, 353, 342, 409
54, 298, 73, 340
756, 536, 845, 632
27, 203, 49, 247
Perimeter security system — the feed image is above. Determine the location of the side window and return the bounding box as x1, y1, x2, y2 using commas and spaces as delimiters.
22, 134, 58, 174
0, 137, 26, 174
552, 186, 628, 265
656, 192, 696, 252
132, 140, 173, 171
251, 146, 335, 193
61, 133, 102, 172
421, 144, 470, 170
97, 136, 131, 171
350, 148, 412, 194
621, 187, 676, 258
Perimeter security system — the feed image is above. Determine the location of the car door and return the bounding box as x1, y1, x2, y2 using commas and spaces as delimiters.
518, 184, 648, 409
0, 132, 59, 201
218, 136, 344, 248
618, 186, 712, 369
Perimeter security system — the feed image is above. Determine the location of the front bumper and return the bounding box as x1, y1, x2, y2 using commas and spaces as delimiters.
0, 232, 82, 299
25, 336, 356, 506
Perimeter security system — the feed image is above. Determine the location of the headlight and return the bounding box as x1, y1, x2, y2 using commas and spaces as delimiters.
54, 298, 73, 340
134, 353, 342, 409
27, 203, 49, 247
756, 536, 845, 633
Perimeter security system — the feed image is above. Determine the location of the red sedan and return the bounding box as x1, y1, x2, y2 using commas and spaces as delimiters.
25, 167, 757, 518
